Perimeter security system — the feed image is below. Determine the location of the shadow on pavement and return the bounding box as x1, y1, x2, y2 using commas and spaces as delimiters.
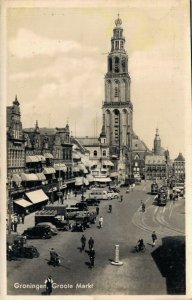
151, 235, 185, 295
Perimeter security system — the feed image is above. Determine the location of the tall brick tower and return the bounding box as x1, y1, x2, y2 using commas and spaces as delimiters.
102, 15, 133, 159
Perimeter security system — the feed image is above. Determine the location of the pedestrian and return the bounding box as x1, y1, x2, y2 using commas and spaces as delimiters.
89, 247, 95, 268
151, 231, 157, 247
88, 237, 94, 250
81, 234, 86, 251
142, 202, 145, 212
109, 204, 112, 213
120, 195, 123, 202
45, 275, 53, 295
169, 193, 173, 201
13, 220, 17, 232
96, 206, 99, 215
99, 216, 103, 228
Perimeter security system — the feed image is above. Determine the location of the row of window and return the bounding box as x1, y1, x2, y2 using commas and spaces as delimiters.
93, 150, 107, 157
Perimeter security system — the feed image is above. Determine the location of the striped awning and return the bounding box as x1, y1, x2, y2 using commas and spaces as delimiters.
26, 156, 39, 163
36, 173, 46, 181
43, 167, 56, 174
44, 153, 54, 159
84, 178, 89, 186
81, 157, 94, 168
103, 160, 114, 167
75, 177, 84, 186
72, 166, 80, 172
12, 174, 22, 183
14, 198, 32, 208
20, 173, 39, 181
26, 189, 48, 204
110, 172, 119, 178
94, 177, 112, 183
86, 174, 94, 182
72, 152, 81, 160
54, 163, 67, 172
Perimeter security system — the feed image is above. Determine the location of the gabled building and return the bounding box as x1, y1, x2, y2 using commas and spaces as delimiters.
173, 153, 185, 180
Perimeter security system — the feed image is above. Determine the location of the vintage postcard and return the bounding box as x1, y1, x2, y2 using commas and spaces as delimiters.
1, 0, 191, 299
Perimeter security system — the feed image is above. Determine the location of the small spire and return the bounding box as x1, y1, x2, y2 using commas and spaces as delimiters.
13, 94, 19, 105
115, 13, 122, 27
35, 120, 39, 132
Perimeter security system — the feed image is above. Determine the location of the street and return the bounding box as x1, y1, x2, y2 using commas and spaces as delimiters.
7, 181, 185, 295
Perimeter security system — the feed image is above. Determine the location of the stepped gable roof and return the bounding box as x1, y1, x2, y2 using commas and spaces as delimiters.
145, 154, 166, 164
175, 153, 185, 162
132, 132, 150, 152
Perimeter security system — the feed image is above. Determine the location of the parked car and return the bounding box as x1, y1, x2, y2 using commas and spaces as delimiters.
7, 242, 39, 260
89, 190, 111, 200
36, 223, 58, 235
22, 226, 52, 239
71, 202, 88, 211
107, 191, 119, 199
86, 198, 100, 206
65, 207, 80, 220
110, 187, 120, 193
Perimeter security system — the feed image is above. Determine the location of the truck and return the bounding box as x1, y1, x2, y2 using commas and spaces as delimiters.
72, 210, 97, 232
35, 210, 71, 231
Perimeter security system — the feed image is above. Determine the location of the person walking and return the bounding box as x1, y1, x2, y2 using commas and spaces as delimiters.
99, 216, 103, 228
13, 220, 18, 232
109, 204, 112, 213
120, 195, 123, 202
89, 247, 95, 268
151, 231, 157, 247
96, 206, 99, 215
45, 275, 53, 295
80, 234, 86, 251
21, 213, 25, 224
88, 237, 94, 250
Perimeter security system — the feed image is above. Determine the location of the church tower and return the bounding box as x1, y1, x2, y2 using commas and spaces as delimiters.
154, 128, 161, 155
102, 15, 133, 158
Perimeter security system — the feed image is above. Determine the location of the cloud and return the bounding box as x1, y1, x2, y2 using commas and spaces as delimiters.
8, 28, 97, 58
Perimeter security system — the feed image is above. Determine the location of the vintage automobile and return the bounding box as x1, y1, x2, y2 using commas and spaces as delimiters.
7, 236, 39, 260
72, 215, 89, 232
86, 198, 100, 206
22, 226, 52, 239
107, 191, 119, 199
36, 223, 58, 235
71, 202, 88, 211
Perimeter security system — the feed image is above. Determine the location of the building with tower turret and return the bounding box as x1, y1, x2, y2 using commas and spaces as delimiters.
7, 96, 25, 179
102, 15, 133, 161
154, 128, 161, 155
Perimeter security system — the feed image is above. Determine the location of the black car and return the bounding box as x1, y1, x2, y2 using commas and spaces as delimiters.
86, 199, 100, 206
22, 226, 52, 239
75, 202, 88, 210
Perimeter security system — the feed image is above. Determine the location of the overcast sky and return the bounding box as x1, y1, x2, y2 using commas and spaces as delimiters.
6, 1, 190, 159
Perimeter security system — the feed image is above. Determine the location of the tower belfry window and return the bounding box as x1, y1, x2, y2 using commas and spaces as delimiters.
115, 41, 119, 50
115, 57, 119, 73
115, 87, 118, 97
